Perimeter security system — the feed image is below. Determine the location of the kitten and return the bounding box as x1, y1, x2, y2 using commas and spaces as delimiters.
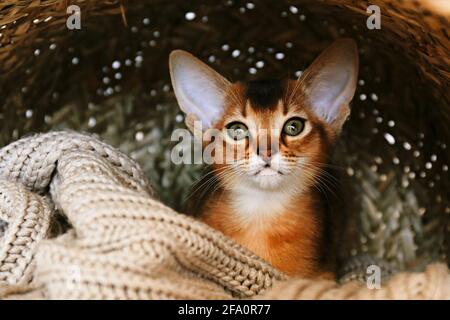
169, 39, 359, 278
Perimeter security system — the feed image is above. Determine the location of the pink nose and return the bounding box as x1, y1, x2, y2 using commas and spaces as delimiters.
260, 152, 271, 164
256, 137, 278, 163
257, 148, 273, 165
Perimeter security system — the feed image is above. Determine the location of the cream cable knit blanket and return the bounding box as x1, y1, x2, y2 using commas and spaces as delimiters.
0, 132, 448, 299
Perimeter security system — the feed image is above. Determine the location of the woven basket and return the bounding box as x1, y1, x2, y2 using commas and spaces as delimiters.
0, 0, 449, 275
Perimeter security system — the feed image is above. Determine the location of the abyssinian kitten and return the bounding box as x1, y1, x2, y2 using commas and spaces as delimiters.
169, 39, 359, 278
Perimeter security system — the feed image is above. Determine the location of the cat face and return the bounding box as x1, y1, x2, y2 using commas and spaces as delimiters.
170, 39, 359, 192
207, 80, 332, 191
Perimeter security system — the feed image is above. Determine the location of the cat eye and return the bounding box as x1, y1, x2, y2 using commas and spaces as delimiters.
226, 122, 248, 141
283, 118, 305, 136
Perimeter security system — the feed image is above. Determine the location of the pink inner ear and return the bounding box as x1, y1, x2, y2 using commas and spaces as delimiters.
169, 50, 230, 128
301, 39, 359, 127
307, 68, 353, 123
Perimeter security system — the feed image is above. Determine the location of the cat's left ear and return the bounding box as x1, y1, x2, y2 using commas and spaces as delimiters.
169, 50, 231, 131
299, 38, 359, 132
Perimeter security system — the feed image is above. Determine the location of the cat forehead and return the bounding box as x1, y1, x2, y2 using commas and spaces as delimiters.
226, 79, 304, 117
243, 79, 286, 111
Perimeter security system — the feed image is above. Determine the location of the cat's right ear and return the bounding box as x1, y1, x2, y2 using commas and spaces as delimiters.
169, 50, 230, 131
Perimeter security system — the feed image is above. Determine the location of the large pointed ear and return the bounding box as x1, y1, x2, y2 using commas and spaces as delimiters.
169, 50, 231, 130
299, 38, 359, 132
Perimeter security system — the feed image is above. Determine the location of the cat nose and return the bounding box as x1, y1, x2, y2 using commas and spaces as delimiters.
256, 138, 278, 163
257, 148, 273, 163
261, 156, 271, 166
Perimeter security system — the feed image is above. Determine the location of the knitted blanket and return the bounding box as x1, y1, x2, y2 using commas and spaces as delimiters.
0, 132, 448, 299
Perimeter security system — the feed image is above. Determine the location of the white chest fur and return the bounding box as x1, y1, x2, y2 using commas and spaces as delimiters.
230, 185, 294, 225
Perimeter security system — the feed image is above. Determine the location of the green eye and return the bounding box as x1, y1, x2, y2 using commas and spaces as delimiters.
226, 122, 248, 141
283, 118, 305, 136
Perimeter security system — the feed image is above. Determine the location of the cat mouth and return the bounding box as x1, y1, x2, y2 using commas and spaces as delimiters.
254, 167, 283, 176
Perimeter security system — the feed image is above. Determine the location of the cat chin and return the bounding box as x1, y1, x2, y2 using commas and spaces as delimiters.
249, 172, 285, 190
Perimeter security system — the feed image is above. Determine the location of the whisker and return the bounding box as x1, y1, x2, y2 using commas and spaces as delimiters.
183, 166, 234, 203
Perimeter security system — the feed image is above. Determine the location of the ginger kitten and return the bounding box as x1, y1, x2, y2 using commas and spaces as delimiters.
169, 39, 359, 278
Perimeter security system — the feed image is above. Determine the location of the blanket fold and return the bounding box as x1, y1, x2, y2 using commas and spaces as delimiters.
0, 132, 283, 299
